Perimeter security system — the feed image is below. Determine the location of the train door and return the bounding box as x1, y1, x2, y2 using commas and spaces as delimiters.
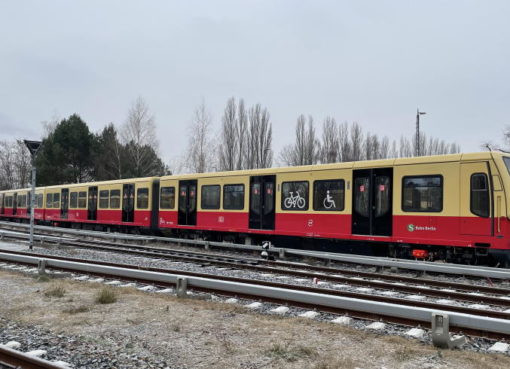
12, 193, 17, 215
0, 194, 4, 214
122, 183, 135, 222
61, 189, 69, 219
460, 162, 492, 236
249, 175, 276, 230
178, 180, 197, 226
352, 168, 393, 236
88, 186, 98, 221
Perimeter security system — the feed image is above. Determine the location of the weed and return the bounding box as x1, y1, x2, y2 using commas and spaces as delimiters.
265, 343, 317, 362
44, 285, 66, 298
35, 275, 51, 283
95, 287, 117, 304
64, 305, 90, 314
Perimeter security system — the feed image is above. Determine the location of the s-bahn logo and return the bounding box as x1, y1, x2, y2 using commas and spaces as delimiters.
407, 224, 437, 232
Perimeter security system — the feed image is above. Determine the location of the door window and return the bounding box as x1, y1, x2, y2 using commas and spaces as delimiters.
471, 173, 489, 217
374, 176, 390, 217
354, 177, 370, 217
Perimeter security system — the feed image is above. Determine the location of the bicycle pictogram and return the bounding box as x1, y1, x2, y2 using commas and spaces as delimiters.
284, 191, 306, 209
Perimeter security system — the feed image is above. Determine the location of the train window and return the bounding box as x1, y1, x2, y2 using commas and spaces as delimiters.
99, 190, 109, 209
313, 180, 344, 211
70, 192, 78, 208
471, 173, 489, 217
137, 188, 149, 209
110, 190, 121, 209
53, 193, 60, 209
201, 185, 220, 210
46, 194, 53, 208
18, 195, 26, 208
160, 187, 175, 209
37, 194, 43, 208
282, 181, 309, 211
402, 175, 443, 212
223, 184, 244, 210
78, 192, 87, 208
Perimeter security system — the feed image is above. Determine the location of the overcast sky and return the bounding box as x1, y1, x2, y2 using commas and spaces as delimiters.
1, 1, 509, 166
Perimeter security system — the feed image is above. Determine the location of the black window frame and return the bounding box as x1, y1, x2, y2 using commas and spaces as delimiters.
201, 185, 221, 210
313, 179, 345, 211
281, 181, 309, 211
223, 184, 245, 210
70, 192, 78, 208
136, 187, 149, 209
78, 191, 87, 209
401, 175, 443, 213
160, 186, 176, 210
110, 189, 121, 209
470, 173, 490, 218
99, 190, 109, 209
53, 193, 60, 209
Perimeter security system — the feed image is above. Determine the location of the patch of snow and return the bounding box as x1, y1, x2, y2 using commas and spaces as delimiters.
298, 311, 319, 319
406, 328, 425, 339
270, 306, 289, 315
488, 342, 509, 353
366, 322, 386, 330
332, 316, 352, 325
245, 302, 263, 309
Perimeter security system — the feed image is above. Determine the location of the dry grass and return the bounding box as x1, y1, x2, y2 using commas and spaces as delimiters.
63, 305, 90, 314
265, 342, 318, 362
95, 287, 117, 304
44, 285, 66, 298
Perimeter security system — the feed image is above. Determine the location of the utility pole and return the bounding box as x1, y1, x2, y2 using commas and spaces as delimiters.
24, 140, 42, 250
415, 109, 426, 156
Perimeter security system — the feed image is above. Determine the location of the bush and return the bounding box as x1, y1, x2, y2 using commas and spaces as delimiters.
44, 285, 66, 298
95, 287, 117, 304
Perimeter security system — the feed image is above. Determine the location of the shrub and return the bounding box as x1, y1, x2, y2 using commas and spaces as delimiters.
95, 287, 117, 304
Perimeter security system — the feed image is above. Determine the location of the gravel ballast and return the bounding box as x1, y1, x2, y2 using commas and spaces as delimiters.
1, 269, 510, 369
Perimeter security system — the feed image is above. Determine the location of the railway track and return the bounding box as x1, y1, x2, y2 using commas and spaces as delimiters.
1, 250, 510, 341
1, 223, 510, 312
1, 220, 510, 281
0, 344, 68, 369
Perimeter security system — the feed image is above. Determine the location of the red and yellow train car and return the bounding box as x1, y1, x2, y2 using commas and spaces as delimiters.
1, 152, 509, 266
158, 152, 510, 266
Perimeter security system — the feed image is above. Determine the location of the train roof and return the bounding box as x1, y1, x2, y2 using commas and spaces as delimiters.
162, 151, 507, 180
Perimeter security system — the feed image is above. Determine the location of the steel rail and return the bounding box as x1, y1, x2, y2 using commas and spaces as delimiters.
0, 346, 65, 369
0, 228, 509, 307
34, 240, 510, 307
1, 220, 510, 279
1, 251, 510, 338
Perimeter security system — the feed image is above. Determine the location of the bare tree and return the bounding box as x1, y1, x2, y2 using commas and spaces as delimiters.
186, 101, 215, 173
236, 99, 248, 170
0, 141, 31, 189
121, 96, 160, 176
279, 115, 319, 166
319, 117, 339, 163
338, 122, 351, 162
350, 122, 364, 161
245, 104, 272, 169
219, 98, 238, 171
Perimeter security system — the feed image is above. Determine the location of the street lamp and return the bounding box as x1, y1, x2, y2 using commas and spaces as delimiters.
24, 140, 42, 250
415, 109, 426, 157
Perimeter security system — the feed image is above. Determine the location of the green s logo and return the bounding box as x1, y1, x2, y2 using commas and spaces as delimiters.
407, 224, 415, 232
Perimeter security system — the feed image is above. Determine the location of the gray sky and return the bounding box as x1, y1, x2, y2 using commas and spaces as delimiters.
1, 1, 509, 166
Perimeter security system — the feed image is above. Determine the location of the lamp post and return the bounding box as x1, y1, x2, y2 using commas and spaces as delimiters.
415, 109, 426, 157
24, 140, 42, 250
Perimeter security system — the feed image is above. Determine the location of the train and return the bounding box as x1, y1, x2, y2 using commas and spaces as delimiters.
1, 151, 509, 267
